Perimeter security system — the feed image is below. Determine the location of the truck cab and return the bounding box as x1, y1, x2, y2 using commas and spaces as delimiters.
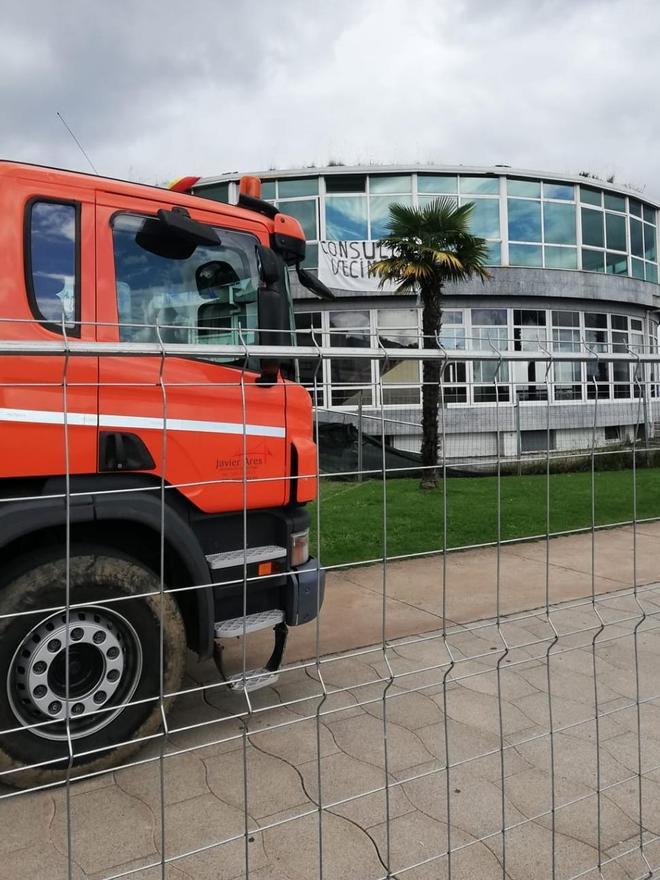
0, 162, 325, 787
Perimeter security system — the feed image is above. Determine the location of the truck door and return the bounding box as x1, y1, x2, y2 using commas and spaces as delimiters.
95, 194, 289, 513
0, 180, 97, 478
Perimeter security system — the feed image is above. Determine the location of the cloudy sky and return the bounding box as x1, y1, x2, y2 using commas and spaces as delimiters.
3, 0, 660, 196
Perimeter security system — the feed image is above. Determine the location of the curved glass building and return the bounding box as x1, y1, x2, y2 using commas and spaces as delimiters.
192, 166, 660, 460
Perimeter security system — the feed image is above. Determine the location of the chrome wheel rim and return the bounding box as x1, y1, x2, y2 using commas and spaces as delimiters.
8, 605, 143, 741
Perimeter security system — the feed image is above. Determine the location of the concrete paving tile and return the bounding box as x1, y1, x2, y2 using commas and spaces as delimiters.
50, 785, 157, 875
401, 759, 527, 843
324, 710, 435, 773
88, 853, 189, 880
171, 833, 270, 880
601, 729, 660, 776
260, 807, 384, 880
204, 742, 310, 820
361, 687, 444, 730
438, 682, 534, 737
503, 818, 603, 880
0, 843, 86, 880
369, 809, 503, 879
505, 766, 638, 852
298, 751, 414, 828
0, 789, 55, 855
415, 718, 531, 779
248, 713, 340, 766
518, 660, 623, 706
603, 775, 660, 837
513, 729, 631, 791
162, 792, 247, 860
115, 751, 210, 808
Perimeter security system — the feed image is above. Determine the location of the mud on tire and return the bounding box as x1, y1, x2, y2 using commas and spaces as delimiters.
0, 545, 186, 789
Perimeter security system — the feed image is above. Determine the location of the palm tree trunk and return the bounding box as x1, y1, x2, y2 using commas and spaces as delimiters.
420, 284, 442, 489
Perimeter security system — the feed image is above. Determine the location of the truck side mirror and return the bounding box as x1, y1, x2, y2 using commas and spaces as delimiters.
255, 245, 291, 382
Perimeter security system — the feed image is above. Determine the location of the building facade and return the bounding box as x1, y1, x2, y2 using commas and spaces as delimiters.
192, 166, 660, 461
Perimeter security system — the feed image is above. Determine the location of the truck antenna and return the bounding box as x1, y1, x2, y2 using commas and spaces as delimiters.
56, 111, 99, 175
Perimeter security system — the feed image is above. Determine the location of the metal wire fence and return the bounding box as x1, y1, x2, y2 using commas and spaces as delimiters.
1, 330, 660, 879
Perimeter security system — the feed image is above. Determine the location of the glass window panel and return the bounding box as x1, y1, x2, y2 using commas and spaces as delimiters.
647, 263, 658, 283
604, 192, 626, 212
30, 201, 78, 329
582, 249, 605, 272
329, 310, 373, 405
325, 196, 368, 240
508, 199, 541, 242
369, 194, 412, 239
302, 243, 318, 270
440, 327, 466, 349
468, 198, 500, 238
417, 174, 458, 193
294, 311, 323, 391
471, 308, 507, 326
606, 252, 628, 274
544, 246, 577, 269
631, 257, 645, 279
544, 182, 574, 201
509, 243, 543, 267
508, 179, 541, 198
631, 318, 643, 330
585, 313, 607, 329
442, 311, 463, 325
460, 176, 499, 195
544, 202, 576, 244
644, 205, 656, 225
514, 309, 546, 325
260, 181, 276, 200
553, 328, 581, 351
630, 218, 644, 258
377, 309, 420, 404
418, 194, 458, 210
485, 241, 501, 265
581, 208, 604, 247
277, 177, 318, 198
196, 182, 229, 203
580, 186, 602, 206
112, 216, 260, 348
369, 175, 412, 194
611, 315, 627, 330
644, 223, 657, 261
629, 199, 642, 217
605, 212, 626, 251
473, 360, 509, 384
552, 310, 580, 327
325, 174, 366, 194
279, 199, 318, 240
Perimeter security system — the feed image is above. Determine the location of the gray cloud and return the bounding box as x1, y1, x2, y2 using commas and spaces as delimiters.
2, 0, 660, 197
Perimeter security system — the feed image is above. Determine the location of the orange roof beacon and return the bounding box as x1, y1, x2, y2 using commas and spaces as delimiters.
0, 162, 329, 787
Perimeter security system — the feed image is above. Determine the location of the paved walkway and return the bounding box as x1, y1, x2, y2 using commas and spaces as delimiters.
2, 523, 660, 879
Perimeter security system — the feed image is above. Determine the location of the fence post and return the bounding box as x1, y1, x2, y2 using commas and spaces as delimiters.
357, 389, 364, 482
515, 397, 522, 476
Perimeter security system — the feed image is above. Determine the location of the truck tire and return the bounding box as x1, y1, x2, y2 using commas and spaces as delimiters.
0, 545, 186, 789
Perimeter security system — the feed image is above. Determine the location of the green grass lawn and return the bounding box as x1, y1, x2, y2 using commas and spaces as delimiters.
309, 468, 660, 567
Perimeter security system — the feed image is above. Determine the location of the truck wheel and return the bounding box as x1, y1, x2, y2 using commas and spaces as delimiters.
0, 546, 186, 789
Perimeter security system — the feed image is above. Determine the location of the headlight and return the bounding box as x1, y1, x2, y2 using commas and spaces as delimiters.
290, 529, 310, 567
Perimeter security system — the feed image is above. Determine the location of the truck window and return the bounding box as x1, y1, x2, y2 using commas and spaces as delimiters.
112, 213, 260, 352
27, 201, 79, 333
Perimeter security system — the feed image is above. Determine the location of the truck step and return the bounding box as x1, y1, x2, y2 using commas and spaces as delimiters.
214, 609, 285, 639
206, 545, 287, 571
226, 668, 280, 693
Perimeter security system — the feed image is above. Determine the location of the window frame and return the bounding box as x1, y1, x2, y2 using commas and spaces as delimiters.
24, 196, 82, 338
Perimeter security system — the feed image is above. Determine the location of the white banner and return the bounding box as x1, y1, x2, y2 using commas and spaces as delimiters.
317, 240, 398, 292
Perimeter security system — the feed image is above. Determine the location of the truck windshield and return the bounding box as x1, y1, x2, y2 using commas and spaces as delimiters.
112, 213, 260, 353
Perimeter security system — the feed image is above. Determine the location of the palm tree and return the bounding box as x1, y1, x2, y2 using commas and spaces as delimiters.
370, 199, 490, 489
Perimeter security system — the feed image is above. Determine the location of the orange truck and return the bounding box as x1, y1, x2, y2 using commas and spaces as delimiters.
0, 162, 329, 786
